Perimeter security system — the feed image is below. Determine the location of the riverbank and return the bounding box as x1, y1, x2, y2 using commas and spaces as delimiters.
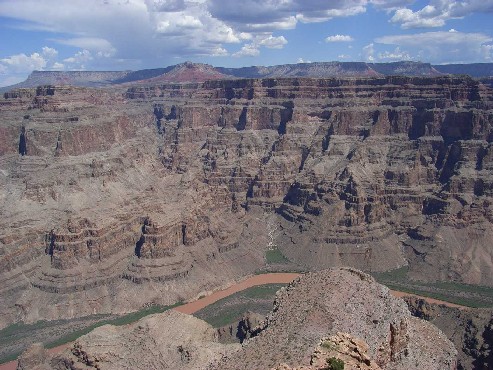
0, 272, 470, 370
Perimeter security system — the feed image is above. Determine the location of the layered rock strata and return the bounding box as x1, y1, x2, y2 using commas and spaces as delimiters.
1, 76, 493, 329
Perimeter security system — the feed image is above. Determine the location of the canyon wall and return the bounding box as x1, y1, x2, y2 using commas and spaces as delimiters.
0, 76, 492, 327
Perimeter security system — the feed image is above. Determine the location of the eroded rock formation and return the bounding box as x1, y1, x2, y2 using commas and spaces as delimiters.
1, 76, 493, 330
210, 268, 457, 369
17, 269, 457, 370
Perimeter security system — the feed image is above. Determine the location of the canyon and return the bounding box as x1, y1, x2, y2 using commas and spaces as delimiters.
1, 67, 493, 367
12, 269, 458, 370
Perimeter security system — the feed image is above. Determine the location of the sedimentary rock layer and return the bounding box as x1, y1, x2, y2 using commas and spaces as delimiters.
1, 76, 492, 328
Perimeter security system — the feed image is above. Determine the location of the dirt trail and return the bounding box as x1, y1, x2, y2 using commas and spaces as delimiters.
0, 272, 470, 370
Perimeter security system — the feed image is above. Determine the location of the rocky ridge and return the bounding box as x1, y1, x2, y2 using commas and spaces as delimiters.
1, 75, 493, 331
405, 297, 493, 370
213, 268, 457, 370
16, 269, 457, 370
4, 61, 493, 93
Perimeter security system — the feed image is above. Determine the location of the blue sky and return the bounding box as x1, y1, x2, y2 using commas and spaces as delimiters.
1, 0, 493, 86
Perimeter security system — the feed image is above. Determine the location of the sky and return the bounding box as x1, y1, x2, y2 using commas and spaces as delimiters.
1, 0, 493, 87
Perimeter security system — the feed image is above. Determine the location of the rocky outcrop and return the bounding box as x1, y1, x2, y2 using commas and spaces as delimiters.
272, 332, 382, 370
216, 311, 265, 343
16, 343, 50, 370
18, 269, 456, 370
212, 268, 457, 370
25, 311, 240, 370
405, 297, 493, 370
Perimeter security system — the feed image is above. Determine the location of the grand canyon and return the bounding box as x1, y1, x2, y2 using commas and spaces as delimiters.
1, 61, 493, 369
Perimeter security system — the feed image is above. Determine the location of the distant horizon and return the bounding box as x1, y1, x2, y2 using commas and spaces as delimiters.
1, 1, 493, 87
20, 60, 493, 75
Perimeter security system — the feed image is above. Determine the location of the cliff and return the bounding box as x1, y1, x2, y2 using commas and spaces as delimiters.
0, 76, 492, 331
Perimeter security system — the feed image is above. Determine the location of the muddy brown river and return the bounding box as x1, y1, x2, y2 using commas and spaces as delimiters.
0, 272, 467, 370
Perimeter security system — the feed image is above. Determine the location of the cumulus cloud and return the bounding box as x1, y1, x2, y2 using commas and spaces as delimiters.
42, 46, 58, 60
375, 30, 493, 63
0, 46, 65, 86
259, 35, 288, 49
0, 52, 47, 73
391, 0, 493, 29
234, 34, 288, 57
362, 43, 375, 61
63, 50, 93, 69
297, 57, 312, 63
51, 62, 65, 70
325, 34, 354, 42
378, 47, 411, 60
233, 44, 260, 57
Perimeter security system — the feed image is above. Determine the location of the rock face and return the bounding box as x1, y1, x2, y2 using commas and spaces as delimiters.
212, 268, 457, 369
272, 332, 383, 370
48, 311, 239, 370
20, 269, 456, 370
1, 76, 493, 330
16, 343, 50, 370
405, 297, 493, 370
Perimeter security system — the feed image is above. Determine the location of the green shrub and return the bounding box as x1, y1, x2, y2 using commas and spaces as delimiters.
326, 357, 344, 370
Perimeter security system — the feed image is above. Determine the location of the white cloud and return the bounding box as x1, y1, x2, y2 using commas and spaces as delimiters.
481, 44, 493, 60
233, 43, 260, 57
297, 57, 311, 63
375, 30, 493, 63
54, 37, 116, 56
363, 43, 375, 61
338, 54, 351, 59
42, 46, 58, 60
259, 35, 287, 49
51, 62, 65, 70
233, 33, 287, 57
391, 1, 493, 29
0, 52, 47, 73
378, 47, 411, 60
391, 6, 445, 28
325, 34, 354, 42
63, 50, 93, 69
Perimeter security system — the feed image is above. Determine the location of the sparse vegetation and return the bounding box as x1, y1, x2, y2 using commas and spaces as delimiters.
373, 266, 493, 308
265, 248, 290, 264
194, 284, 286, 328
321, 340, 337, 351
326, 356, 344, 370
